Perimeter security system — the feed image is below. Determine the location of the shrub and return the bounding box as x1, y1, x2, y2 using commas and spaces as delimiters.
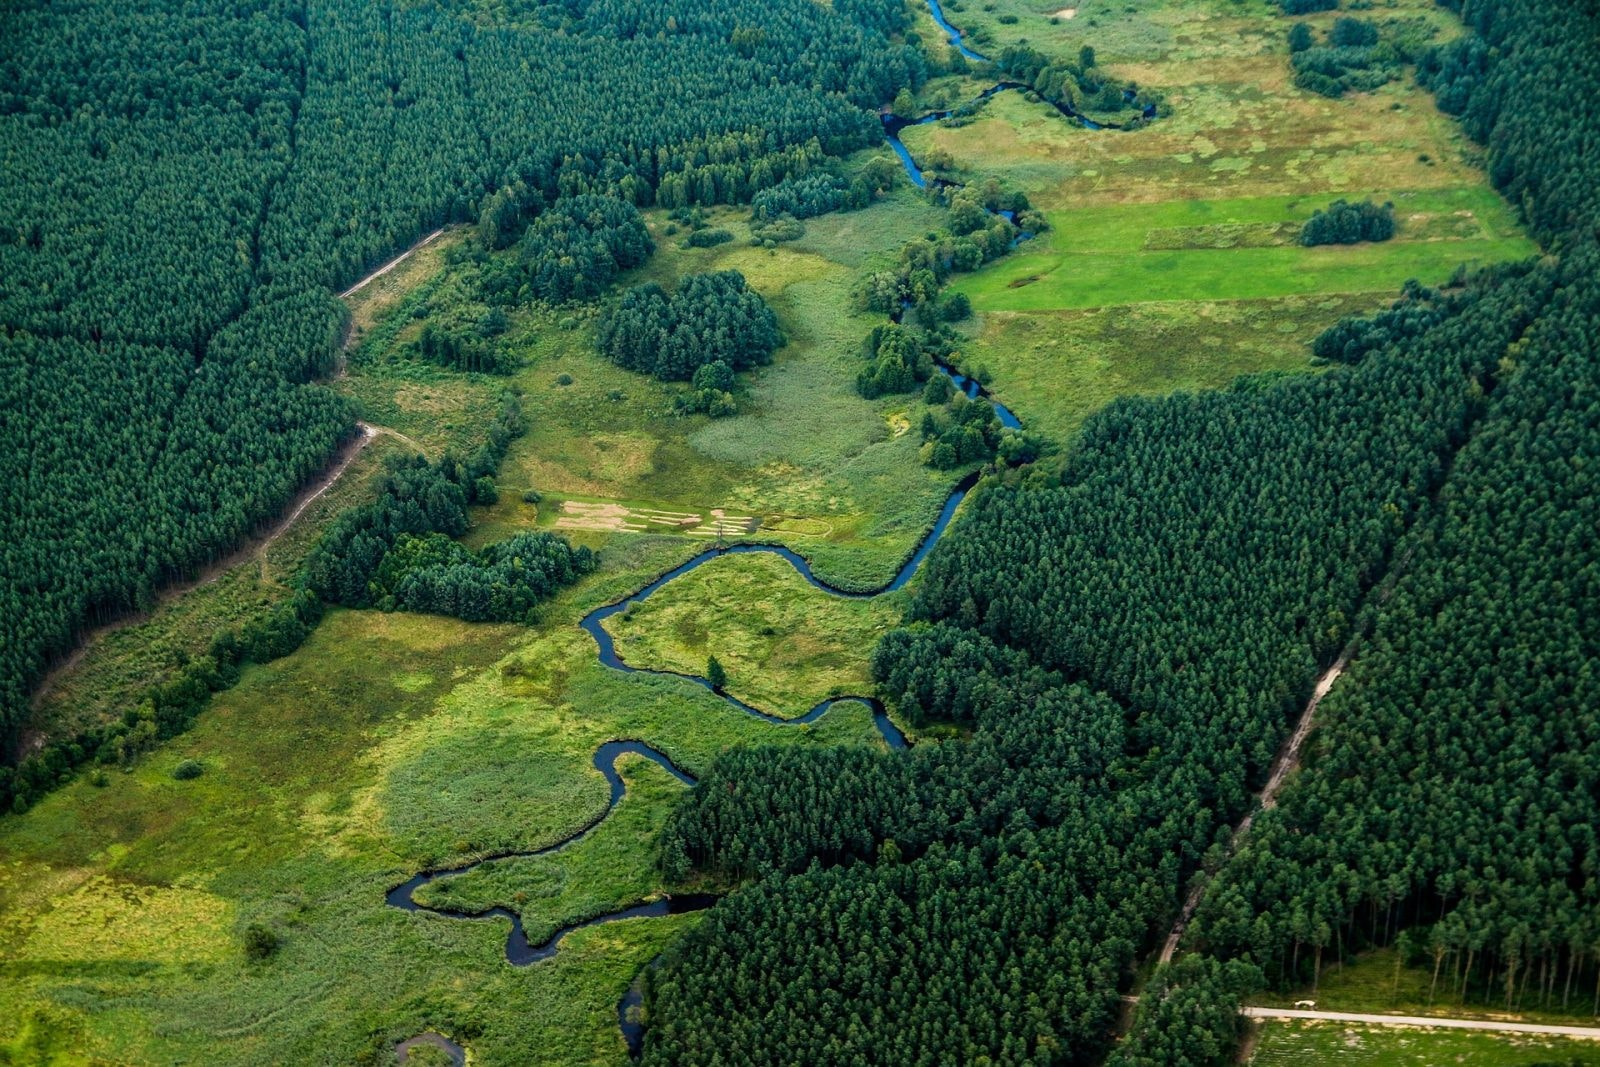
242, 923, 279, 961
172, 759, 204, 781
685, 227, 734, 248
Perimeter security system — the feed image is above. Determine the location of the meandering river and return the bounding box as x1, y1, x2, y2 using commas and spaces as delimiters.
387, 1, 1158, 1057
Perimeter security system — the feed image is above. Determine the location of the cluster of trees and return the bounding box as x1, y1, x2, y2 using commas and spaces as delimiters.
855, 322, 939, 399
1109, 957, 1263, 1067
596, 271, 784, 381
3, 0, 922, 769
672, 360, 739, 418
684, 228, 733, 249
750, 160, 899, 222
1280, 0, 1337, 13
855, 186, 1028, 313
1300, 198, 1396, 245
1289, 17, 1403, 97
918, 392, 1003, 470
507, 195, 655, 304
643, 199, 1523, 1056
370, 531, 595, 623
416, 318, 517, 375
1180, 0, 1600, 1025
995, 44, 1162, 119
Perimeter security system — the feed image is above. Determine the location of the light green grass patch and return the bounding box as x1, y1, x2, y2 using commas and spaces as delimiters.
1247, 1019, 1600, 1065
411, 755, 704, 944
603, 552, 904, 718
954, 293, 1383, 444
954, 189, 1535, 313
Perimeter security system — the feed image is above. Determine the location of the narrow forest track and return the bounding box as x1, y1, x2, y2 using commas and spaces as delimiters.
1157, 654, 1349, 965
1239, 1006, 1600, 1039
27, 422, 406, 716
1158, 547, 1417, 965
338, 228, 446, 300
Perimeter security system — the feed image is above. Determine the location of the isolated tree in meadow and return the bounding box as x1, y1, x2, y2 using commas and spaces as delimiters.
707, 655, 728, 691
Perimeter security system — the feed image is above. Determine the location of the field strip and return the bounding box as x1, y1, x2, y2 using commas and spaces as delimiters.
1241, 1007, 1600, 1039
339, 228, 446, 300
28, 424, 381, 718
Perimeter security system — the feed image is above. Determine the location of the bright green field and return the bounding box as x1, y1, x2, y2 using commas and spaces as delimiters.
953, 188, 1534, 312
1248, 1020, 1600, 1065
896, 4, 1535, 452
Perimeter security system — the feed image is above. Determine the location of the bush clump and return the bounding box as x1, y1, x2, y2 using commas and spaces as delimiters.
1301, 198, 1396, 245
242, 923, 279, 961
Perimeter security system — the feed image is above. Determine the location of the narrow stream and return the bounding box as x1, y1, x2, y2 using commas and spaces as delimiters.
383, 0, 1153, 1053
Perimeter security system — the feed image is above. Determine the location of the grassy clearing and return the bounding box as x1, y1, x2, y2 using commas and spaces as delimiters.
603, 552, 904, 718
954, 195, 1531, 312
954, 293, 1383, 443
344, 228, 470, 341
1251, 948, 1600, 1029
26, 434, 415, 746
344, 187, 970, 592
1246, 1019, 1600, 1065
0, 544, 891, 1063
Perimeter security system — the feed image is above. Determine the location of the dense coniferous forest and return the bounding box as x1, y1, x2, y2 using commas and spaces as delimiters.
0, 0, 919, 783
1184, 0, 1600, 1026
640, 0, 1600, 1062
646, 259, 1535, 1060
596, 272, 785, 381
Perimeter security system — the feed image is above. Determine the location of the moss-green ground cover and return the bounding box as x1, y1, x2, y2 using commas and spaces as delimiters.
1247, 1020, 1600, 1066
603, 552, 904, 719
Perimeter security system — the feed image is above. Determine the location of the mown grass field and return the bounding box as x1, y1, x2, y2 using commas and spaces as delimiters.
953, 186, 1532, 312
1247, 1020, 1600, 1065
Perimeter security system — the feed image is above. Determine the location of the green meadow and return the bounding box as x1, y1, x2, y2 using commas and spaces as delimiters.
603, 552, 905, 720
955, 189, 1534, 312
1247, 1020, 1600, 1066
